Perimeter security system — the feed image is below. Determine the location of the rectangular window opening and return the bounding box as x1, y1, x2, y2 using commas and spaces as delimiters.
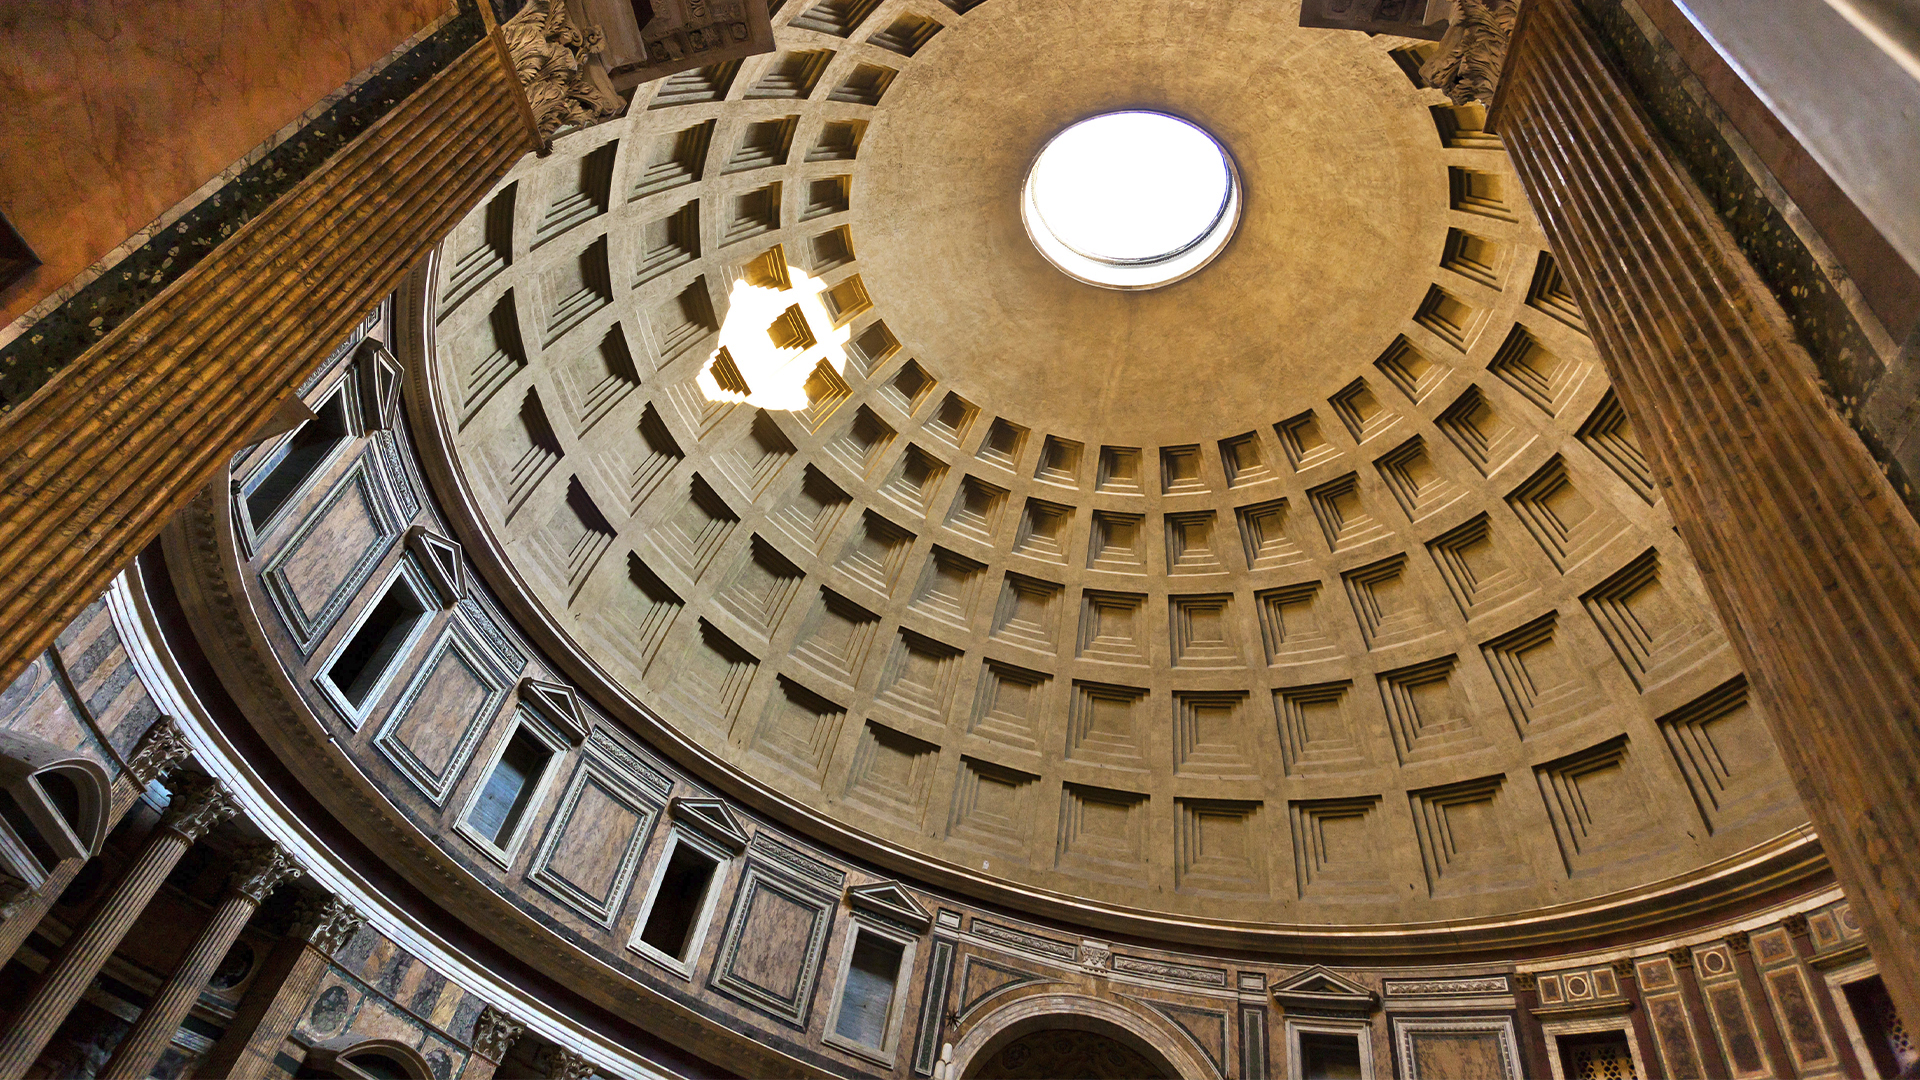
1842, 976, 1906, 1079
638, 841, 720, 961
466, 727, 554, 848
1555, 1030, 1634, 1080
1300, 1032, 1364, 1080
834, 930, 906, 1050
324, 577, 430, 710
246, 383, 353, 529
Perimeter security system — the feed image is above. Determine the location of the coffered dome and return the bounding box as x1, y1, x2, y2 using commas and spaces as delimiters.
415, 0, 1807, 937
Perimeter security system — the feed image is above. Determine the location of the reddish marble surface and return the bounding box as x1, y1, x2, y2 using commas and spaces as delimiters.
0, 0, 450, 328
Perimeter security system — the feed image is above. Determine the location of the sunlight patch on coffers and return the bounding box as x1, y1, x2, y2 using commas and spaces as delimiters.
696, 262, 853, 409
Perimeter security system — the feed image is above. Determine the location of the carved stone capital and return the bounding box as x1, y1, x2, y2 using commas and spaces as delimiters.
160, 775, 237, 842
1782, 913, 1810, 937
472, 1005, 526, 1063
1611, 959, 1635, 982
545, 1045, 595, 1080
292, 893, 366, 955
1667, 947, 1694, 972
126, 716, 193, 786
1512, 972, 1538, 992
501, 0, 626, 141
229, 842, 302, 903
1420, 0, 1520, 106
1726, 930, 1752, 955
1079, 942, 1112, 976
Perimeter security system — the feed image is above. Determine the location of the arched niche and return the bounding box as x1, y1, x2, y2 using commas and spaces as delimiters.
0, 730, 111, 897
952, 994, 1210, 1080
300, 1039, 437, 1080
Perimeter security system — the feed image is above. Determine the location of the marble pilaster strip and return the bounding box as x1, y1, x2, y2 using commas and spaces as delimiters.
1492, 0, 1920, 1029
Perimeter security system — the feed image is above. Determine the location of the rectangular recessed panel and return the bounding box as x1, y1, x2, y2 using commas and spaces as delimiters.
712, 864, 835, 1025
375, 625, 511, 803
529, 765, 656, 925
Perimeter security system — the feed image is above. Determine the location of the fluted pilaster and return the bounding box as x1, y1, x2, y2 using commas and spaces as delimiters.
192, 891, 364, 1079
99, 843, 299, 1079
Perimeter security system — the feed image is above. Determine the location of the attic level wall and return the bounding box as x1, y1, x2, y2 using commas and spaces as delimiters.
0, 575, 1897, 1080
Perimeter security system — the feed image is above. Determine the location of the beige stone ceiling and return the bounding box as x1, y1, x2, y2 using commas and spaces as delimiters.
857, 0, 1442, 442
416, 0, 1810, 931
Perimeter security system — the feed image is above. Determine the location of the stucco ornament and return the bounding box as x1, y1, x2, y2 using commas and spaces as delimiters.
471, 1005, 526, 1063
502, 0, 627, 140
293, 893, 366, 955
1420, 0, 1521, 105
229, 842, 303, 902
1079, 942, 1112, 976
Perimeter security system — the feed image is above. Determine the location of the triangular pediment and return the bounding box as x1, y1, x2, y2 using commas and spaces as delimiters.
1272, 965, 1378, 1011
669, 797, 749, 853
846, 879, 931, 930
519, 678, 586, 745
406, 525, 465, 606
356, 339, 403, 431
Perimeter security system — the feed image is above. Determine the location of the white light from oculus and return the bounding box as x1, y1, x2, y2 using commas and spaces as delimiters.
1022, 111, 1239, 290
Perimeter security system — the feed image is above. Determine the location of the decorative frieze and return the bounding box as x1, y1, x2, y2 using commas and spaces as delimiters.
1385, 977, 1509, 997
967, 918, 1076, 965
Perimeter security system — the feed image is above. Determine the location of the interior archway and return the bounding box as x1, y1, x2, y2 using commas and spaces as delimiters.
967, 1027, 1175, 1080
952, 995, 1208, 1080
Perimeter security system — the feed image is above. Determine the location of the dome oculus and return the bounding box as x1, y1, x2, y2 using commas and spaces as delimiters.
1022, 111, 1240, 290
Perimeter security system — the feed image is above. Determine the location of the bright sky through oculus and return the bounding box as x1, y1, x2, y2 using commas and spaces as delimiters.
1028, 112, 1232, 264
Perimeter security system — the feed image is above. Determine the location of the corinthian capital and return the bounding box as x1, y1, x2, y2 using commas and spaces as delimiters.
1420, 0, 1521, 106
472, 1005, 527, 1063
546, 1046, 595, 1080
126, 716, 193, 786
501, 0, 627, 141
293, 893, 367, 955
229, 842, 302, 903
160, 775, 238, 842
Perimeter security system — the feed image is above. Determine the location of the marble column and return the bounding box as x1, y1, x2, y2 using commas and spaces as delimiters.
462, 1005, 527, 1080
192, 892, 364, 1079
0, 716, 195, 965
0, 774, 234, 1076
100, 842, 301, 1079
1491, 0, 1920, 1029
